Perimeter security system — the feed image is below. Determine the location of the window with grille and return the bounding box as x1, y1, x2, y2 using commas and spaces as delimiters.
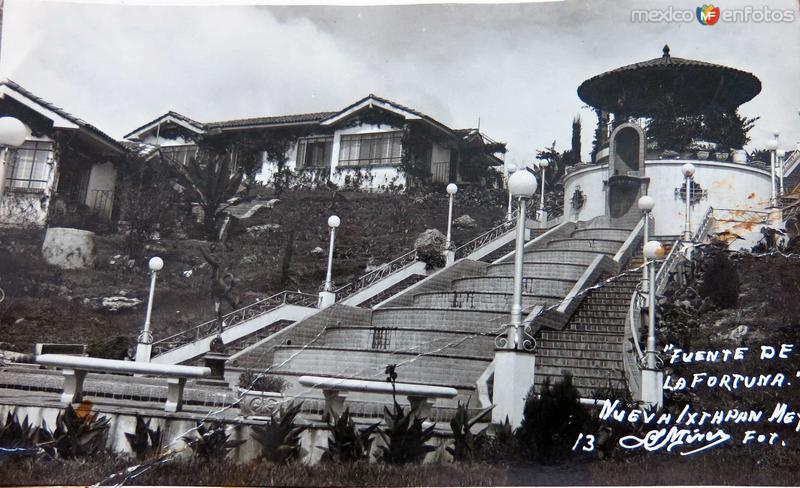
296, 136, 333, 169
338, 131, 402, 167
371, 328, 392, 350
4, 141, 53, 192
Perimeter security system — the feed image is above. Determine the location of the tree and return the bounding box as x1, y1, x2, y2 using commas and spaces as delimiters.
570, 116, 582, 165
166, 146, 245, 239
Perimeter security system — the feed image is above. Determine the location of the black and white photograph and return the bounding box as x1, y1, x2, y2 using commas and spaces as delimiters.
0, 0, 799, 485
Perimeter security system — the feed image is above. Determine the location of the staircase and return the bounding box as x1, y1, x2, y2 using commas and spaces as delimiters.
233, 216, 640, 417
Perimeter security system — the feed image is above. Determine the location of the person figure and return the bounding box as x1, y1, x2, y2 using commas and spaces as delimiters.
200, 246, 240, 341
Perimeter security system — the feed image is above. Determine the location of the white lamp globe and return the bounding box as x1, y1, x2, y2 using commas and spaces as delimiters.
148, 257, 164, 271
507, 163, 517, 174
766, 138, 779, 151
637, 195, 655, 212
446, 183, 458, 195
776, 148, 786, 159
681, 163, 696, 177
0, 117, 30, 147
539, 160, 549, 169
732, 150, 747, 164
643, 241, 664, 260
508, 169, 537, 197
328, 215, 341, 228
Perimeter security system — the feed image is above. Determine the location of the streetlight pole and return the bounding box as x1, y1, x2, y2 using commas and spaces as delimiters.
638, 196, 655, 292
506, 163, 517, 223
319, 215, 340, 309
491, 168, 538, 428
0, 117, 31, 203
445, 183, 458, 266
538, 160, 549, 223
767, 136, 778, 207
506, 169, 537, 348
641, 240, 664, 408
681, 163, 695, 241
135, 256, 164, 363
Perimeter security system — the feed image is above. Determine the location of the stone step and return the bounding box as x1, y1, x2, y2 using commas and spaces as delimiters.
539, 330, 624, 344
572, 310, 628, 320
451, 276, 574, 296
545, 239, 623, 254
570, 228, 633, 241
536, 346, 623, 361
535, 362, 625, 380
321, 327, 496, 359
535, 339, 621, 354
371, 308, 506, 332
269, 346, 490, 389
566, 322, 625, 333
412, 291, 559, 312
518, 250, 606, 265
536, 354, 623, 370
485, 262, 587, 280
570, 317, 628, 326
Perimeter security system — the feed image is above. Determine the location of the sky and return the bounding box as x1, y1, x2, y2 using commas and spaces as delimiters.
1, 0, 799, 167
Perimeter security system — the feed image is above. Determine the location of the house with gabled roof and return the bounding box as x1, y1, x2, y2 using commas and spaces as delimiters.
0, 79, 127, 226
124, 94, 506, 190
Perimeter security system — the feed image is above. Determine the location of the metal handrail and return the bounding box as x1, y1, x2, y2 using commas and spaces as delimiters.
151, 290, 317, 357
694, 206, 714, 241
333, 249, 419, 301
453, 219, 515, 260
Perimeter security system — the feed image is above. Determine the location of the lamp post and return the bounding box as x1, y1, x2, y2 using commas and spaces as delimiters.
506, 169, 537, 348
681, 163, 695, 241
0, 117, 31, 203
135, 256, 164, 363
638, 196, 655, 292
491, 168, 538, 428
319, 215, 340, 309
777, 147, 786, 199
641, 240, 664, 408
537, 160, 549, 223
506, 163, 517, 223
766, 137, 779, 207
445, 183, 458, 266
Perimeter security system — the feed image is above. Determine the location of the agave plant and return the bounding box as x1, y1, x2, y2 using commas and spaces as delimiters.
0, 410, 42, 458
125, 414, 164, 461
182, 421, 246, 461
376, 402, 435, 464
321, 408, 379, 463
39, 404, 111, 459
446, 402, 493, 462
251, 401, 307, 464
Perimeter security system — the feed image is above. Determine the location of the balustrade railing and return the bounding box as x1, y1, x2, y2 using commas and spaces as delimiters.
430, 161, 450, 184
151, 290, 318, 357
333, 249, 419, 301
454, 220, 515, 260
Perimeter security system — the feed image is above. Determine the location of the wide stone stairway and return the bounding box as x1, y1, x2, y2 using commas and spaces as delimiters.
232, 216, 641, 419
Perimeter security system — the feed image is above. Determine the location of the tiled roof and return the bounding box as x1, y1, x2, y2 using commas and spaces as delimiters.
206, 111, 338, 129
0, 79, 125, 152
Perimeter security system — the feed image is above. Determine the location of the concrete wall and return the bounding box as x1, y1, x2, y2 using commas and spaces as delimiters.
564, 160, 772, 235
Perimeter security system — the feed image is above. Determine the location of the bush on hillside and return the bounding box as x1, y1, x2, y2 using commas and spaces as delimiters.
516, 374, 591, 464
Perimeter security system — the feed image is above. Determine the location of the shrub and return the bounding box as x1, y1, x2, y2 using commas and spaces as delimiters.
39, 404, 111, 459
376, 402, 435, 464
182, 421, 245, 461
238, 370, 288, 393
321, 408, 379, 463
698, 251, 739, 309
125, 415, 163, 462
251, 402, 307, 464
516, 374, 591, 464
447, 402, 492, 462
0, 411, 42, 459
